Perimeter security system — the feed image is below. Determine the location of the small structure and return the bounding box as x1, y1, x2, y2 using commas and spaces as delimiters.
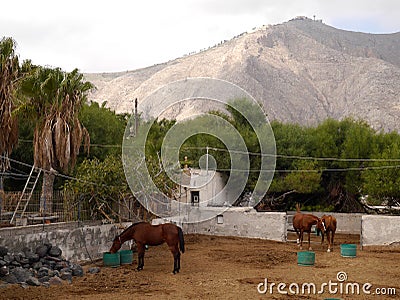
177, 168, 230, 207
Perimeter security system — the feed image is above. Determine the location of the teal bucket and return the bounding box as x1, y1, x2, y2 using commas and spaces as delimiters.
340, 244, 357, 257
103, 252, 120, 267
120, 249, 133, 265
297, 251, 315, 266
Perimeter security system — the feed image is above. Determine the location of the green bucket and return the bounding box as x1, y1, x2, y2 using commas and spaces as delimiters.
340, 244, 357, 257
103, 252, 120, 267
297, 251, 315, 266
120, 249, 133, 265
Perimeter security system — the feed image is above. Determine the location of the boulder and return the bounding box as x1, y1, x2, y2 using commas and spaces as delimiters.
48, 246, 62, 258
0, 246, 8, 257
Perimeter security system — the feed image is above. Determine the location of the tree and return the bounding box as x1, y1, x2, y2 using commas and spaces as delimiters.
0, 37, 20, 173
18, 66, 94, 214
79, 101, 128, 161
362, 132, 400, 207
0, 37, 21, 211
64, 154, 134, 221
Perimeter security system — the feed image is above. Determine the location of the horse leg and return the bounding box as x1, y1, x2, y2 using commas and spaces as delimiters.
327, 231, 331, 252
321, 231, 325, 247
136, 243, 145, 271
307, 231, 312, 251
299, 230, 304, 250
169, 244, 180, 274
174, 251, 181, 274
294, 229, 300, 245
330, 231, 335, 252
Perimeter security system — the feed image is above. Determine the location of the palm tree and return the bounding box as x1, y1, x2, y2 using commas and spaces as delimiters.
0, 37, 19, 173
0, 37, 20, 207
19, 66, 94, 214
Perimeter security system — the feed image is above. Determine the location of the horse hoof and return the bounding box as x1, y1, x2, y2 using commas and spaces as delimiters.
308, 247, 312, 251
327, 249, 331, 253
296, 239, 300, 244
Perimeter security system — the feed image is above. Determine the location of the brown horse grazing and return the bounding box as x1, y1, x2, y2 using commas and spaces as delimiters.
109, 222, 185, 274
320, 215, 337, 252
292, 203, 324, 250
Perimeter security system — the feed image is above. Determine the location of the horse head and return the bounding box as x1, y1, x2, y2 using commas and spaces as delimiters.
109, 235, 122, 253
316, 216, 326, 236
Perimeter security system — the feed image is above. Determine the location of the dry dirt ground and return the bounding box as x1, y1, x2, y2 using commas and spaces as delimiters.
1, 233, 400, 300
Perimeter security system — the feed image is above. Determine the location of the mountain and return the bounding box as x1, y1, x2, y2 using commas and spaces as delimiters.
85, 17, 400, 131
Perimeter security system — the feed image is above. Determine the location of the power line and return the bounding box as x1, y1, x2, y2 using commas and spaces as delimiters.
167, 145, 400, 162
216, 164, 400, 173
15, 141, 400, 162
18, 139, 122, 148
1, 155, 109, 188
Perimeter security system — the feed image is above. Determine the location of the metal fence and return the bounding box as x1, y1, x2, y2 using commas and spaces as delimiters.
0, 190, 91, 225
0, 191, 151, 226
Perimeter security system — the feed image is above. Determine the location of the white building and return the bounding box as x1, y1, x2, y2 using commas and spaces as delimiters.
177, 168, 231, 207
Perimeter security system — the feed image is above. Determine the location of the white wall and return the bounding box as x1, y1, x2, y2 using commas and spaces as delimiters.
287, 211, 362, 234
153, 207, 287, 242
361, 215, 400, 246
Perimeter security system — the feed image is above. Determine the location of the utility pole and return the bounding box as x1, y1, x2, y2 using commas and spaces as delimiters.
206, 146, 209, 175
0, 176, 3, 223
134, 98, 138, 136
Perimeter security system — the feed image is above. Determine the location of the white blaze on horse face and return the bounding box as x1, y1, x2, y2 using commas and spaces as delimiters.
322, 220, 326, 232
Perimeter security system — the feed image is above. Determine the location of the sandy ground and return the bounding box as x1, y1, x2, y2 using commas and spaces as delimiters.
1, 233, 399, 300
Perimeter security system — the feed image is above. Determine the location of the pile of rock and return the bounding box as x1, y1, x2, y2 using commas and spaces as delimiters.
0, 243, 84, 287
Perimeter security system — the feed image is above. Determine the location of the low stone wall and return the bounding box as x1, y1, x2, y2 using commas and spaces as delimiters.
361, 215, 400, 246
1, 212, 396, 263
0, 221, 124, 262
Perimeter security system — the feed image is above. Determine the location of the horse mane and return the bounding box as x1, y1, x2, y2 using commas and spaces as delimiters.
295, 203, 301, 213
116, 221, 147, 239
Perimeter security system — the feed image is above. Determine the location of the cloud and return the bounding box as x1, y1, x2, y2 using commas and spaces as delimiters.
2, 0, 399, 72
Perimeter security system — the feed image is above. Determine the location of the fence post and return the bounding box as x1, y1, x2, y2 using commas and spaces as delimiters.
0, 176, 3, 223
78, 194, 82, 223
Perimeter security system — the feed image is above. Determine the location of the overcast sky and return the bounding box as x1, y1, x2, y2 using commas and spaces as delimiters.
2, 0, 399, 73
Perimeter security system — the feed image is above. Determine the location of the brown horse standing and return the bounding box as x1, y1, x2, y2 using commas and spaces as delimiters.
292, 203, 324, 250
320, 215, 337, 252
109, 222, 185, 274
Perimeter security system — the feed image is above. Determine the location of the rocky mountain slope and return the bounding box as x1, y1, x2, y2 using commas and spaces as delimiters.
85, 17, 400, 131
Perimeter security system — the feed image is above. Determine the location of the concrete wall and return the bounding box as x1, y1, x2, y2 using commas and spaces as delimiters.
153, 207, 287, 242
287, 211, 363, 234
361, 215, 400, 246
0, 221, 126, 262
1, 212, 397, 263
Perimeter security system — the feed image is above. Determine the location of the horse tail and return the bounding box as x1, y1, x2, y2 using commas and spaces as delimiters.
295, 202, 301, 213
178, 226, 185, 253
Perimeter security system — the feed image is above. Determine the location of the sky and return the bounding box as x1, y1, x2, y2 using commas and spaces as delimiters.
2, 0, 400, 73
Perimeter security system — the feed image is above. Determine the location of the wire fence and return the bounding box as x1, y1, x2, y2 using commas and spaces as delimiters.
0, 190, 153, 227
0, 191, 89, 225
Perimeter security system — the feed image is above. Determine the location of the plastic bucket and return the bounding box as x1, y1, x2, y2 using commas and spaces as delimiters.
340, 244, 357, 257
297, 251, 315, 266
120, 249, 133, 265
103, 252, 120, 267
